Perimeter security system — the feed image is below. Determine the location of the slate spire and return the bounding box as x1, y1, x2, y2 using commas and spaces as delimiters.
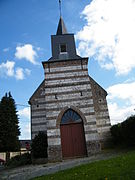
56, 16, 68, 35
49, 0, 80, 60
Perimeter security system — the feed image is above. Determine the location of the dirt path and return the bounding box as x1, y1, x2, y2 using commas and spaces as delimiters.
0, 150, 126, 180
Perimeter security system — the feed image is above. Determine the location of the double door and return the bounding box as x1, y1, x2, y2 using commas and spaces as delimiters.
60, 122, 87, 158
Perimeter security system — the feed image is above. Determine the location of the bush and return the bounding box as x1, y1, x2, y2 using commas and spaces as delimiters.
111, 115, 135, 147
122, 116, 135, 146
111, 123, 123, 144
6, 153, 32, 167
31, 132, 48, 159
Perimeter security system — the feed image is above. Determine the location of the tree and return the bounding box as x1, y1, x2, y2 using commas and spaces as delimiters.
31, 132, 48, 159
0, 92, 20, 161
111, 115, 135, 147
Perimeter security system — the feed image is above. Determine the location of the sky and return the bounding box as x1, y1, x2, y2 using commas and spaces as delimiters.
0, 0, 135, 139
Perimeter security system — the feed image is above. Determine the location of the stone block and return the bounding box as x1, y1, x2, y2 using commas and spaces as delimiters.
47, 129, 60, 137
48, 138, 61, 146
48, 145, 62, 162
85, 133, 99, 141
84, 125, 97, 132
47, 120, 56, 127
86, 141, 101, 156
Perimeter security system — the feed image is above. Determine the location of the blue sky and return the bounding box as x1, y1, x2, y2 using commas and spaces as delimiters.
1, 0, 135, 139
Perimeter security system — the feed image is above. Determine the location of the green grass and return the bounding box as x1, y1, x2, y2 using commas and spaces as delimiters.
33, 151, 135, 180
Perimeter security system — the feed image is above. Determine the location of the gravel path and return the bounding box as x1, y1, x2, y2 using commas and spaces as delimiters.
0, 151, 124, 180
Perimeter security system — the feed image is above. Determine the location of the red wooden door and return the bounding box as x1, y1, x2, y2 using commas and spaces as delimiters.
60, 122, 87, 158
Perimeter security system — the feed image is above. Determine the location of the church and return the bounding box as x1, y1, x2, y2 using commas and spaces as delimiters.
29, 15, 111, 162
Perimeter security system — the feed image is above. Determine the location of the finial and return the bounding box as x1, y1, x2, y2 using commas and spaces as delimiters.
59, 0, 62, 17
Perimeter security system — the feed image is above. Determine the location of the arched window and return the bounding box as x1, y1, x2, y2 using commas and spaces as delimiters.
61, 109, 82, 124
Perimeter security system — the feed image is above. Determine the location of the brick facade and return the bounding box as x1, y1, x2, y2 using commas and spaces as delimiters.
29, 58, 111, 162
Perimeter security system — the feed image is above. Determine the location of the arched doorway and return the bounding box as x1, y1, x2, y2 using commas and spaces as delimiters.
60, 108, 87, 158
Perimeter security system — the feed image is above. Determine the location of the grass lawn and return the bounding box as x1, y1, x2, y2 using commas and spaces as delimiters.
32, 150, 135, 180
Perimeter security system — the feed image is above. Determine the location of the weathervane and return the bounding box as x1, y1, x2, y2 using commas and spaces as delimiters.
59, 0, 62, 17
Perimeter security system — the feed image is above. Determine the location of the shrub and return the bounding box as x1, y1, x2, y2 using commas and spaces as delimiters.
6, 153, 31, 167
31, 132, 48, 159
122, 115, 135, 146
111, 115, 135, 147
110, 123, 123, 144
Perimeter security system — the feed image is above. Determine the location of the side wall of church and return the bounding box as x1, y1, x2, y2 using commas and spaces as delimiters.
89, 77, 111, 148
43, 59, 100, 162
30, 81, 47, 139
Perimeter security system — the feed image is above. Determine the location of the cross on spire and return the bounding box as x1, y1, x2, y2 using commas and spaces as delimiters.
59, 0, 62, 17
57, 0, 68, 35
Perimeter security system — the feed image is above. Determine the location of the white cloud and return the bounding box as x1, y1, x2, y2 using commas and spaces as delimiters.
107, 82, 135, 105
3, 48, 10, 52
15, 68, 24, 80
20, 123, 31, 139
108, 103, 135, 125
25, 68, 31, 76
18, 107, 31, 139
0, 60, 15, 77
15, 44, 38, 65
77, 0, 135, 75
0, 60, 31, 80
24, 123, 31, 137
18, 107, 30, 119
107, 81, 135, 125
36, 47, 41, 51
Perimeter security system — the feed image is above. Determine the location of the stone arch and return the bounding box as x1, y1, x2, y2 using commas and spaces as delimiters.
56, 105, 87, 127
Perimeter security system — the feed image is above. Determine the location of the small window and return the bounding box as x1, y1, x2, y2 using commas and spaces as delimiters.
99, 91, 101, 96
60, 44, 67, 53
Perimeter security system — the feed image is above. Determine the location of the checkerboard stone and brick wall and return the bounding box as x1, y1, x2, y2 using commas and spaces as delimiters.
29, 58, 111, 162
29, 16, 111, 162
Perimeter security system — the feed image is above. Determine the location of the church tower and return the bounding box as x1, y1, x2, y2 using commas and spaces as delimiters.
29, 13, 111, 162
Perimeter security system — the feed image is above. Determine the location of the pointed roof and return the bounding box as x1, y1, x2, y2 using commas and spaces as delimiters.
56, 16, 68, 35
28, 80, 45, 104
